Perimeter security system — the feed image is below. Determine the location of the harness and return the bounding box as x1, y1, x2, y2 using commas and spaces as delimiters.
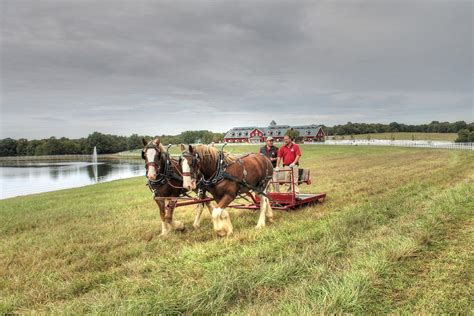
198, 151, 227, 188
184, 150, 273, 197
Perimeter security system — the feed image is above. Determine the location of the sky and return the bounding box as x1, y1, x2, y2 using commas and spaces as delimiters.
1, 0, 473, 139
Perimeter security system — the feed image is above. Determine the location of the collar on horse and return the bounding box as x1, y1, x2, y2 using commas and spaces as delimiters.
195, 150, 227, 188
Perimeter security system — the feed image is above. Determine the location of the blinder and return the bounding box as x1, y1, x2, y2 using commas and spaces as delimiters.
181, 151, 199, 168
143, 144, 162, 172
180, 151, 200, 178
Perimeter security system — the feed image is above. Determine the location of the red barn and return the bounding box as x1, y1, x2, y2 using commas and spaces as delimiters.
224, 123, 325, 143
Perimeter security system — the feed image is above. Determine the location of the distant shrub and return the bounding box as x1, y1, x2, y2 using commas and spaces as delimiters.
455, 129, 474, 143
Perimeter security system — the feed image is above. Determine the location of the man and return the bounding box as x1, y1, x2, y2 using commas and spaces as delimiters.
259, 137, 278, 167
259, 137, 279, 191
276, 135, 301, 194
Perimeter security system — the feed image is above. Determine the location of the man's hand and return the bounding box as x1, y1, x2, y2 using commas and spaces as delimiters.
289, 163, 296, 168
274, 167, 280, 172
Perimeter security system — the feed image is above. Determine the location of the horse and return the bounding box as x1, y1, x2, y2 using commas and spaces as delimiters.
142, 138, 213, 236
179, 144, 274, 237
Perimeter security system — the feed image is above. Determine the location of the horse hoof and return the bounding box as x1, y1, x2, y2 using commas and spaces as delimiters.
255, 224, 265, 229
216, 230, 231, 237
193, 224, 200, 230
267, 218, 274, 224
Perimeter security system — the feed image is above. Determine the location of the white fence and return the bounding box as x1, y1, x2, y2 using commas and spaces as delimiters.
304, 139, 474, 151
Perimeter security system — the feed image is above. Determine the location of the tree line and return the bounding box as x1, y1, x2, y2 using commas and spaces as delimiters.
1, 121, 473, 157
0, 130, 225, 157
323, 121, 472, 136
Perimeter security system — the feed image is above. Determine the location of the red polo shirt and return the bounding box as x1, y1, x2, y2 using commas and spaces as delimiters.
278, 143, 301, 165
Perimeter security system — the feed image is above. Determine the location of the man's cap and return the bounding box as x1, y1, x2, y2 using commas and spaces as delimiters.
266, 136, 274, 141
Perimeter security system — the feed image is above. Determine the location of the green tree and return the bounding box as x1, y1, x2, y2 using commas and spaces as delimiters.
26, 140, 41, 156
16, 138, 29, 156
389, 122, 401, 132
0, 138, 18, 156
285, 128, 300, 141
455, 129, 470, 143
127, 134, 142, 151
469, 132, 474, 142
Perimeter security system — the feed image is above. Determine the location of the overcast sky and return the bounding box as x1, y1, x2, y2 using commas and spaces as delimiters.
1, 0, 472, 139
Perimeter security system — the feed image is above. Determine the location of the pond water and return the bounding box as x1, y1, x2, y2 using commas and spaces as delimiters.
0, 159, 144, 199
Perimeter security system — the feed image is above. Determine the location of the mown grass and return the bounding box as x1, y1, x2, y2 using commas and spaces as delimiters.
1, 145, 472, 314
331, 132, 458, 141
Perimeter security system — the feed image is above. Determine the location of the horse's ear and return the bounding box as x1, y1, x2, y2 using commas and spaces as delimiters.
180, 144, 186, 152
188, 144, 194, 153
142, 138, 148, 146
153, 137, 160, 146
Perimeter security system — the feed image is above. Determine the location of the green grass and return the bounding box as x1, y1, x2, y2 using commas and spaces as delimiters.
331, 132, 458, 141
1, 145, 473, 313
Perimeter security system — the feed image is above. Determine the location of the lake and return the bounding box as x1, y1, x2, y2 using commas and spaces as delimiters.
0, 158, 144, 199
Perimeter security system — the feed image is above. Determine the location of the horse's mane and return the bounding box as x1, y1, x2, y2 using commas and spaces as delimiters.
157, 143, 166, 153
193, 144, 236, 166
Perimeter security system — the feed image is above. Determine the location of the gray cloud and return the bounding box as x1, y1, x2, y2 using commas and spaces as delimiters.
1, 0, 472, 138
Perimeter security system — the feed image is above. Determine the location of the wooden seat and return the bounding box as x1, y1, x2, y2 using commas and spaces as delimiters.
298, 169, 310, 184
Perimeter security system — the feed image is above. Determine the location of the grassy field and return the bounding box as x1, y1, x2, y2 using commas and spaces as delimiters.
330, 132, 458, 141
1, 145, 473, 314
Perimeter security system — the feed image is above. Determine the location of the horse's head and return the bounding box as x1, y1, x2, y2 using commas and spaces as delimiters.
142, 137, 164, 181
179, 144, 199, 191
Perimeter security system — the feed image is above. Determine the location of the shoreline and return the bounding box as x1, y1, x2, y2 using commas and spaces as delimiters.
0, 153, 135, 161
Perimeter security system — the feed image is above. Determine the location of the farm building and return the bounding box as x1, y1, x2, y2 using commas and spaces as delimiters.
224, 122, 326, 143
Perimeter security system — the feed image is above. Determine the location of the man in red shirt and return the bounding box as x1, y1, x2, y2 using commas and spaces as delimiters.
276, 135, 302, 193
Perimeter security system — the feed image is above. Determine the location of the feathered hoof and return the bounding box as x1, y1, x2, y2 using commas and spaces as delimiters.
216, 229, 233, 237
158, 232, 171, 239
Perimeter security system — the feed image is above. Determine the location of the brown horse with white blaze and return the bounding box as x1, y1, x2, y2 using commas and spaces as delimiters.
142, 138, 213, 236
180, 144, 274, 237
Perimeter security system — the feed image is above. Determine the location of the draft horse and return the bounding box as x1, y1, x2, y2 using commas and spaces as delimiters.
142, 138, 213, 236
180, 144, 274, 237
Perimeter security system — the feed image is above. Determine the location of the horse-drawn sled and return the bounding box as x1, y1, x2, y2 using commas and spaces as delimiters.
159, 167, 326, 211
142, 138, 326, 236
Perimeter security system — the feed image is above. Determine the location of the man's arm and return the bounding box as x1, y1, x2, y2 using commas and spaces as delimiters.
276, 148, 282, 169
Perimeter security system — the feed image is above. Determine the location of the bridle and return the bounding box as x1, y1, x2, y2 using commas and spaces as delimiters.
142, 144, 162, 174
179, 151, 200, 179
142, 144, 191, 194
